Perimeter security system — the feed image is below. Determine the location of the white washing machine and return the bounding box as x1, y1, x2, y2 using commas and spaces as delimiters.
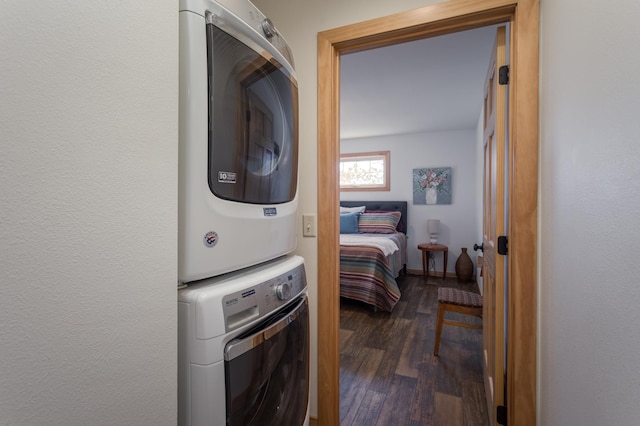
178, 255, 309, 426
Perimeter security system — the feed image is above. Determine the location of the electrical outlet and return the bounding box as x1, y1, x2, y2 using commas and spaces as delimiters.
302, 214, 316, 237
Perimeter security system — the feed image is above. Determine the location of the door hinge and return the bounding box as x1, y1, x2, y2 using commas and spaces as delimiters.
498, 65, 509, 85
497, 405, 508, 425
497, 236, 508, 255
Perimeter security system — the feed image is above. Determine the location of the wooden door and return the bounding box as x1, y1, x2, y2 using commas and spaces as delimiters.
482, 26, 507, 426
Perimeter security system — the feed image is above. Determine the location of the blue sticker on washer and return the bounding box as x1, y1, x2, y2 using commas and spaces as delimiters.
203, 231, 218, 248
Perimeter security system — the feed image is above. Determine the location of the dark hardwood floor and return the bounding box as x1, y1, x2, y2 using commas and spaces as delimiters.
339, 273, 488, 426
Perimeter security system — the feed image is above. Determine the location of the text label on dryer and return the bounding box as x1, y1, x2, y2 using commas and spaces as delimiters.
218, 171, 236, 183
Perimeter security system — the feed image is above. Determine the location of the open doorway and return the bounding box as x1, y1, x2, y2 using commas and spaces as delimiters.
337, 24, 499, 425
317, 1, 539, 425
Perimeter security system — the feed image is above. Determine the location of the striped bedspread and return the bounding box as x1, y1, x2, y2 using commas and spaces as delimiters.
339, 233, 405, 312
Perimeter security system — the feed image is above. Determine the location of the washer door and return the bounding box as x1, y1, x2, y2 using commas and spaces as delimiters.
224, 296, 309, 426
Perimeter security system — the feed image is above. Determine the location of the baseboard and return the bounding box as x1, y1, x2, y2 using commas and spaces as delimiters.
406, 269, 476, 280
407, 268, 453, 276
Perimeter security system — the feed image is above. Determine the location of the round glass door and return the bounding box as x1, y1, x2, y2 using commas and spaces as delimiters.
206, 24, 299, 205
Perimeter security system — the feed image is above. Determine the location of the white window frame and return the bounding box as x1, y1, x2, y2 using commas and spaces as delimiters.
339, 151, 390, 191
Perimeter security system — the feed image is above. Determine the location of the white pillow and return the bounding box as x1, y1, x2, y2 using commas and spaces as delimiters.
340, 205, 366, 214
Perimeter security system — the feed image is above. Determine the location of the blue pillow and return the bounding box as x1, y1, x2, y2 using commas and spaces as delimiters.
339, 212, 360, 234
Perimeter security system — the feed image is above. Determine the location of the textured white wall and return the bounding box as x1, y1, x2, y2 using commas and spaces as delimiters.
539, 0, 640, 424
341, 130, 479, 274
0, 2, 178, 424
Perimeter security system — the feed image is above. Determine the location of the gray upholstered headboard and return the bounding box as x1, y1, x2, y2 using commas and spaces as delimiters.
340, 200, 408, 234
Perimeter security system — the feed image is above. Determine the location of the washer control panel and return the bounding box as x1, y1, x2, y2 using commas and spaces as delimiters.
221, 261, 306, 332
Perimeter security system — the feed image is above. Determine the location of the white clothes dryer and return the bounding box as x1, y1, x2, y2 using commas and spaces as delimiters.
179, 0, 299, 283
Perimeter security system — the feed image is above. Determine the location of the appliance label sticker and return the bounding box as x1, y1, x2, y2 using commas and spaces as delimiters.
263, 207, 277, 216
218, 171, 236, 184
203, 231, 218, 248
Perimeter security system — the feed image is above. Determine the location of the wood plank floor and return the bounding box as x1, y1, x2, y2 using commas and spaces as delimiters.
339, 273, 488, 426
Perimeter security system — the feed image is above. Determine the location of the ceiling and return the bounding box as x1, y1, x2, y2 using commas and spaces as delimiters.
339, 25, 499, 140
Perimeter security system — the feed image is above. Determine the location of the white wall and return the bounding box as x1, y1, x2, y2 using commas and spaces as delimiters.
539, 0, 640, 424
0, 2, 178, 425
341, 130, 479, 274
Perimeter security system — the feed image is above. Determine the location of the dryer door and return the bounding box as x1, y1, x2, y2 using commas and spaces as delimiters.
206, 23, 299, 205
224, 296, 309, 426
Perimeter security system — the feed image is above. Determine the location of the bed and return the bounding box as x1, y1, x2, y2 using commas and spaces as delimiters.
339, 201, 408, 312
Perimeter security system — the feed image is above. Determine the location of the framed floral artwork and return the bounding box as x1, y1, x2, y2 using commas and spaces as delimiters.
412, 167, 452, 205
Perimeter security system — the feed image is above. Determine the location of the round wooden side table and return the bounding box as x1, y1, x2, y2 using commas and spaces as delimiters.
418, 243, 448, 280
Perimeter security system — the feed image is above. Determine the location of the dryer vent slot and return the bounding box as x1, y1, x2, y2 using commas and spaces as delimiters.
226, 306, 259, 331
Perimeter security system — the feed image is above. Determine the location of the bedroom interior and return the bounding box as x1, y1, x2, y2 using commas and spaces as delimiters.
337, 199, 488, 423
339, 274, 487, 425
337, 23, 494, 280
336, 21, 497, 425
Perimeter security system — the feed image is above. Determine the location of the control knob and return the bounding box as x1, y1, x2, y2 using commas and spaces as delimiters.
261, 18, 276, 39
275, 282, 291, 300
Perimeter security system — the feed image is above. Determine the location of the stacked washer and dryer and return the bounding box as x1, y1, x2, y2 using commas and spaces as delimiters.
177, 1, 308, 425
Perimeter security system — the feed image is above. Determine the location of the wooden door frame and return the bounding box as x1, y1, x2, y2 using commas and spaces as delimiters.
317, 0, 539, 425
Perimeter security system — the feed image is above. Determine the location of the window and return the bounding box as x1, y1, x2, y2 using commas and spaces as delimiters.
339, 151, 390, 191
